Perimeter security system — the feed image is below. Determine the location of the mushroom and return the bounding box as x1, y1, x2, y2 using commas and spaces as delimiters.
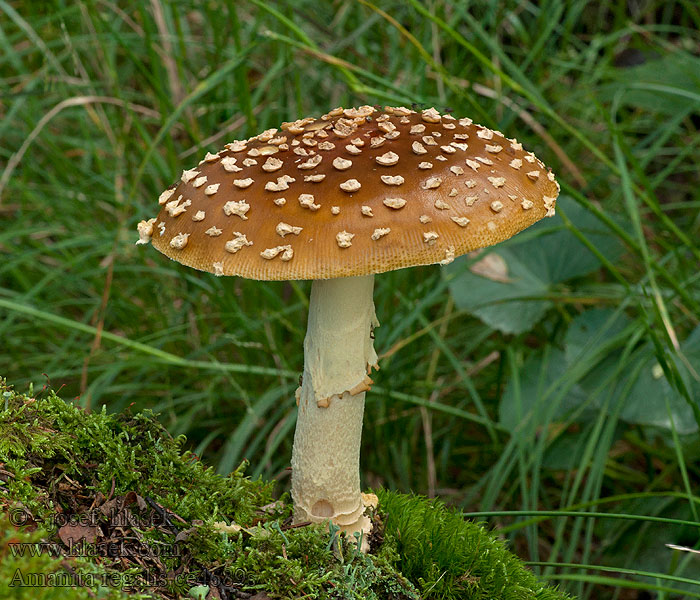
136, 105, 559, 549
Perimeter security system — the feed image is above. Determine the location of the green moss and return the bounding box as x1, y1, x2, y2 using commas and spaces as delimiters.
178, 519, 419, 599
377, 491, 572, 600
0, 380, 572, 599
0, 380, 274, 526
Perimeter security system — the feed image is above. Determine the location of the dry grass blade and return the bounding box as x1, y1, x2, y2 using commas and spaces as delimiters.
0, 96, 159, 201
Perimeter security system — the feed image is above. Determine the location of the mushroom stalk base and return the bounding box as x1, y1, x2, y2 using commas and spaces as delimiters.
291, 275, 379, 547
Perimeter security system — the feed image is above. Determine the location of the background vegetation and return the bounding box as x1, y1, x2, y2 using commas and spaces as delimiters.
1, 1, 699, 597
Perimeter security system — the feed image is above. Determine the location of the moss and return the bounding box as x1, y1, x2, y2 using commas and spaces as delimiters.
0, 380, 274, 526
377, 491, 572, 600
0, 379, 572, 599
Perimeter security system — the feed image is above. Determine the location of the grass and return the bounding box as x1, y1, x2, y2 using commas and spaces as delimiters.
1, 0, 699, 597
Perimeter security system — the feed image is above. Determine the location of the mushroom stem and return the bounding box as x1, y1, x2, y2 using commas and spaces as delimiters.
291, 274, 379, 547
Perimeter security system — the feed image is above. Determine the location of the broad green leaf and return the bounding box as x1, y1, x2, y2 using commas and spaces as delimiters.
565, 310, 700, 434
615, 327, 700, 434
541, 423, 594, 470
446, 196, 623, 334
564, 308, 631, 365
604, 53, 700, 115
447, 244, 552, 335
501, 314, 700, 436
499, 347, 588, 433
597, 496, 700, 595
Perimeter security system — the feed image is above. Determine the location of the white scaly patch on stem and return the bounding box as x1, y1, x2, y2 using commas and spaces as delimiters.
291, 275, 379, 547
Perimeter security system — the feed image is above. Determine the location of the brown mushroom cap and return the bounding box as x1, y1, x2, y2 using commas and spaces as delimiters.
141, 105, 559, 280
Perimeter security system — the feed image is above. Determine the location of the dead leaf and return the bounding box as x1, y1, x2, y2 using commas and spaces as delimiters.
469, 251, 511, 283
58, 522, 97, 545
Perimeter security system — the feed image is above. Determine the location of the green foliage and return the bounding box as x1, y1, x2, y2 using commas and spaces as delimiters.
446, 197, 623, 334
0, 381, 274, 527
500, 311, 700, 436
180, 520, 421, 599
1, 384, 568, 599
0, 382, 420, 598
602, 53, 700, 115
378, 490, 571, 600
